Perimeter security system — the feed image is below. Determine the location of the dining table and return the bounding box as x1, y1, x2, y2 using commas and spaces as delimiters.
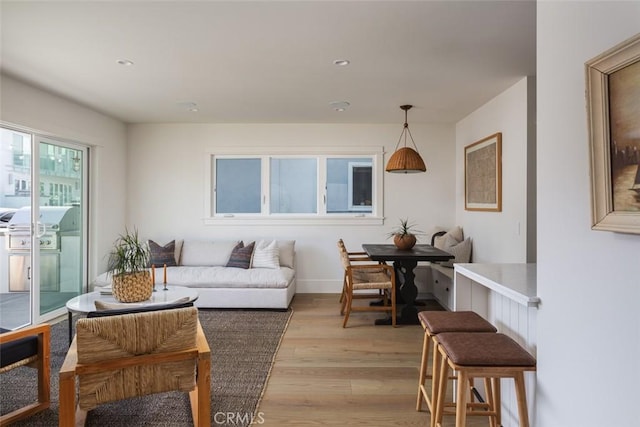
362, 244, 454, 325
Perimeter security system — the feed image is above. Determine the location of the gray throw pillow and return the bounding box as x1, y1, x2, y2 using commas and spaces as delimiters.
148, 240, 177, 267
226, 241, 255, 269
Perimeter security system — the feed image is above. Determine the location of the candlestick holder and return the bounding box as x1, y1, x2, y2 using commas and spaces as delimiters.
163, 264, 168, 290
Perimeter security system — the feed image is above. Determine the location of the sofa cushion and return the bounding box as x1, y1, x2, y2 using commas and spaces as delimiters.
0, 331, 39, 369
93, 266, 295, 290
226, 241, 255, 269
148, 239, 179, 267
167, 266, 294, 289
252, 240, 280, 269
180, 240, 239, 266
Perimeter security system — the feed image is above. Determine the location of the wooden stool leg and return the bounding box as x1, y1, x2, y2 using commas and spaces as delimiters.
430, 338, 441, 419
514, 371, 530, 427
484, 378, 496, 427
492, 377, 501, 427
433, 348, 448, 427
455, 369, 469, 427
416, 331, 431, 411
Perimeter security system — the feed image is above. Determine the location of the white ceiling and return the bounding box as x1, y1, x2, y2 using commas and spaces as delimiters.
0, 1, 536, 125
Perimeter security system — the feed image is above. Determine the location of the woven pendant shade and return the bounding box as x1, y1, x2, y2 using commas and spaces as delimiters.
386, 105, 427, 173
385, 147, 426, 173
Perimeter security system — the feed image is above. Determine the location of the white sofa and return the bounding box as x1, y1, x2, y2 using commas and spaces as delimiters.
93, 239, 296, 309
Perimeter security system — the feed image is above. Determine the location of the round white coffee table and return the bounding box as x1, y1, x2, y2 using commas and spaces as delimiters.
65, 285, 199, 344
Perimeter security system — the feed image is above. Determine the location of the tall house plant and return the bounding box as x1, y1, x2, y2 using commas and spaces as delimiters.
107, 228, 152, 302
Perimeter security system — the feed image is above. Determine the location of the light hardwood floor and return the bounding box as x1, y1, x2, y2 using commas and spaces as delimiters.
257, 293, 489, 427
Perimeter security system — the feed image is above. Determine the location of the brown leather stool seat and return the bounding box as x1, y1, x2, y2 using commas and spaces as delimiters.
434, 332, 537, 427
416, 310, 497, 423
419, 311, 497, 334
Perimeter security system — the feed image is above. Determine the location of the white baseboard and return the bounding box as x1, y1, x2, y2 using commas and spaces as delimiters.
296, 279, 342, 293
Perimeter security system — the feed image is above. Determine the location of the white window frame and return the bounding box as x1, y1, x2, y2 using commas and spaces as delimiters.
204, 147, 384, 225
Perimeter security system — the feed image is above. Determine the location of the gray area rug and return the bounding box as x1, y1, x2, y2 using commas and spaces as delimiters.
0, 308, 292, 426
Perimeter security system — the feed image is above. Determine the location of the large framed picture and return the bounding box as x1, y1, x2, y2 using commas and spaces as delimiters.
586, 33, 640, 234
464, 132, 502, 212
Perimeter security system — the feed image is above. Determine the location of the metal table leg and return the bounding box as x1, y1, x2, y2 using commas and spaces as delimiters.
67, 311, 73, 346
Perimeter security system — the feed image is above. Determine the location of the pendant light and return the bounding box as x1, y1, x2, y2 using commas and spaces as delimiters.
385, 105, 427, 173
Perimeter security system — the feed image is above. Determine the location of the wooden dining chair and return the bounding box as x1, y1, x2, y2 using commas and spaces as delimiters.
337, 240, 396, 327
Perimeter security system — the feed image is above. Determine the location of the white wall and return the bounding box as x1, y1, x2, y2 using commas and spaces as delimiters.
537, 3, 640, 426
126, 122, 455, 292
0, 74, 128, 281
455, 76, 535, 263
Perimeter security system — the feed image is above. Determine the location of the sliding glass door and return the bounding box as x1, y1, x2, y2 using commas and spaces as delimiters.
36, 137, 86, 321
0, 127, 88, 328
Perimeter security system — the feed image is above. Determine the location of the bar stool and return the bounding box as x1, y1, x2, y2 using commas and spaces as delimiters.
416, 311, 497, 421
434, 332, 537, 427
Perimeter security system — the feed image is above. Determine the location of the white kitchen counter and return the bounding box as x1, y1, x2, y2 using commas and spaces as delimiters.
454, 263, 539, 307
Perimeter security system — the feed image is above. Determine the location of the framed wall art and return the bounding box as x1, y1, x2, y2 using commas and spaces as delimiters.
464, 132, 502, 212
586, 32, 640, 234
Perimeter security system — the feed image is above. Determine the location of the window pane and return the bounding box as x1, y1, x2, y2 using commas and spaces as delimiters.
327, 157, 373, 213
215, 158, 261, 213
270, 158, 317, 213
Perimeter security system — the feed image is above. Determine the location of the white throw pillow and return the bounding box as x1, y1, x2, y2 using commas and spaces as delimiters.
276, 240, 296, 268
434, 226, 464, 248
252, 240, 280, 269
447, 226, 464, 242
439, 235, 472, 268
174, 239, 184, 264
427, 226, 448, 245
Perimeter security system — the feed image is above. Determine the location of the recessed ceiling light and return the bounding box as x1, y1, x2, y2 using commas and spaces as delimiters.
177, 101, 199, 112
116, 59, 134, 66
333, 59, 350, 66
329, 101, 350, 111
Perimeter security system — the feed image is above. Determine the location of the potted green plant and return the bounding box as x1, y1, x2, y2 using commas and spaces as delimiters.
387, 218, 423, 250
107, 228, 152, 302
